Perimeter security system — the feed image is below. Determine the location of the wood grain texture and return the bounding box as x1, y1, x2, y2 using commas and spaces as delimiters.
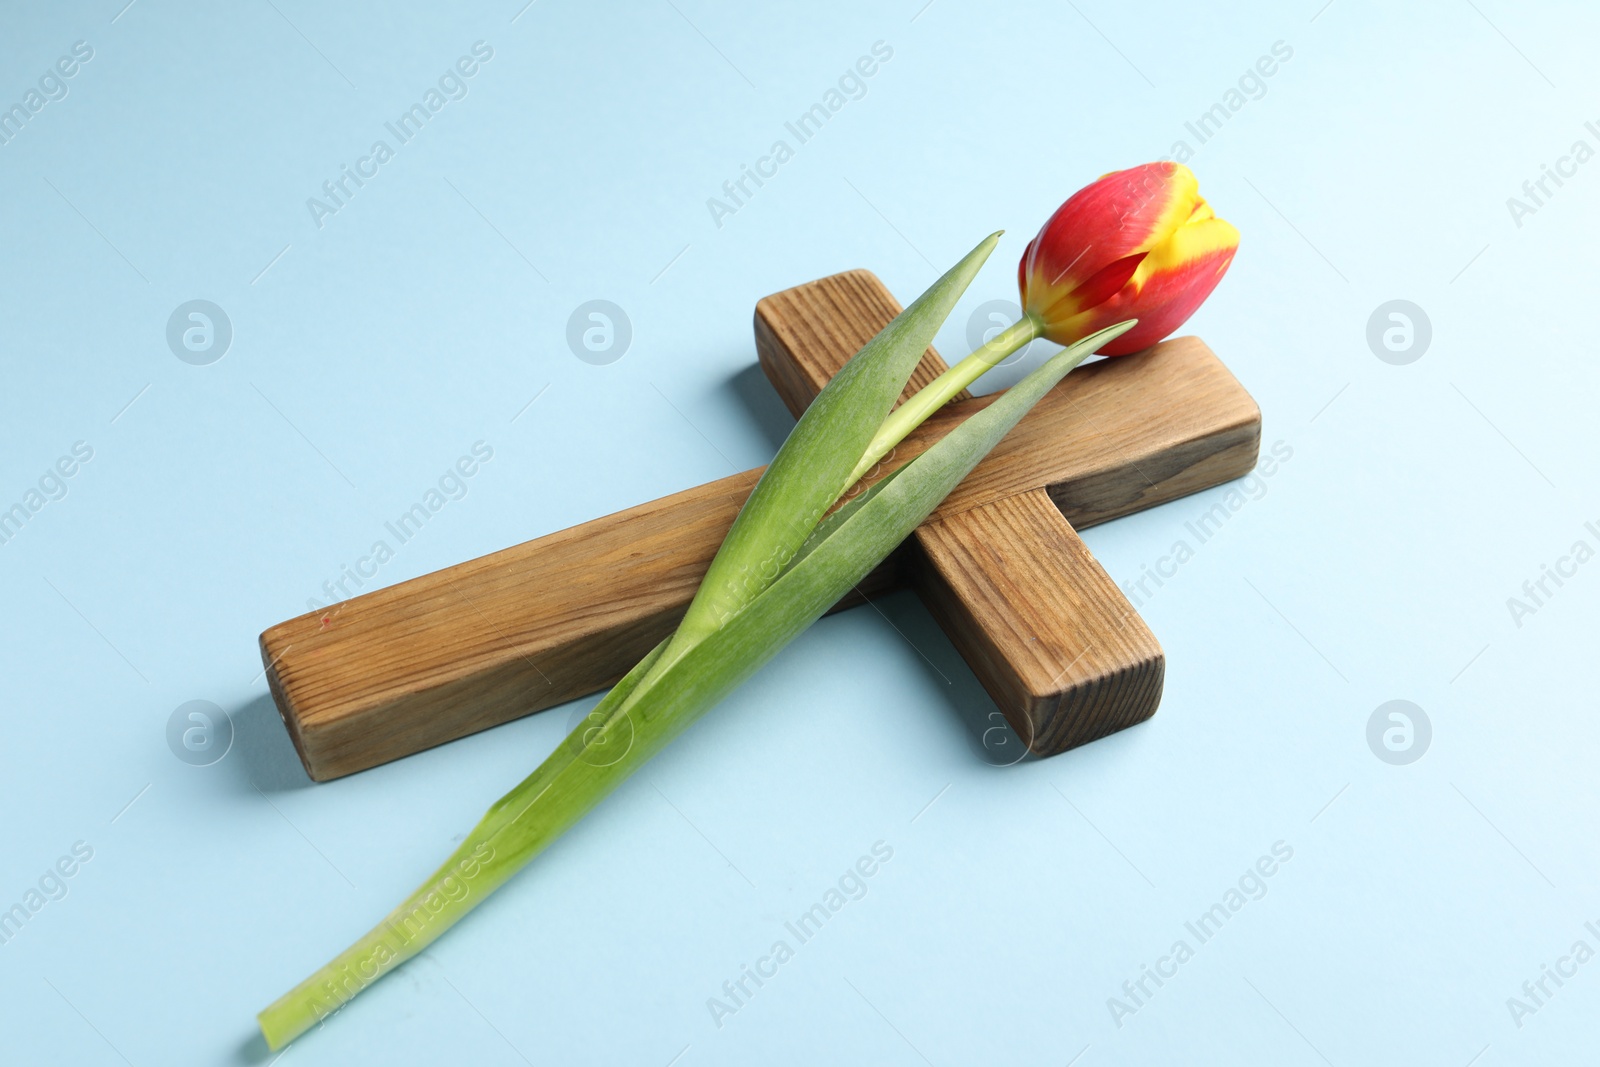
262, 269, 1259, 779
265, 471, 755, 781
754, 268, 972, 414
911, 490, 1163, 754
264, 469, 903, 781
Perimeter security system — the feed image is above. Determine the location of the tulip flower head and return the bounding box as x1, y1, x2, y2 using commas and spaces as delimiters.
836, 164, 1241, 489
1018, 162, 1239, 356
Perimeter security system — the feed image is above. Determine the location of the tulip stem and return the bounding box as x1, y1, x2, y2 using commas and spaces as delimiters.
844, 313, 1044, 488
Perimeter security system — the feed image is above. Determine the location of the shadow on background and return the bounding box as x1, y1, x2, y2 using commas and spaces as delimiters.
721, 362, 795, 455
234, 1030, 273, 1065
864, 589, 1041, 768
226, 692, 313, 794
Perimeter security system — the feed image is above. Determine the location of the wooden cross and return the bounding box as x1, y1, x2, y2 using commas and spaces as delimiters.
261, 270, 1260, 781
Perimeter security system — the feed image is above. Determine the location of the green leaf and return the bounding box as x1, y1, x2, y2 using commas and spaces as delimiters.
784, 463, 910, 578
661, 232, 1002, 663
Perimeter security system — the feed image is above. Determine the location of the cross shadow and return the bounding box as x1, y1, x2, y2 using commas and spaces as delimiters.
864, 589, 1042, 768
720, 362, 796, 454
224, 691, 314, 794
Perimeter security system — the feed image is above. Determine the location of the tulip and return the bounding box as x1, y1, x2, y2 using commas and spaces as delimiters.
257, 169, 1238, 1049
1019, 161, 1239, 355
847, 162, 1235, 488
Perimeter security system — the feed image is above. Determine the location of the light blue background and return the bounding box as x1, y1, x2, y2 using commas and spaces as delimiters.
2, 1, 1596, 1063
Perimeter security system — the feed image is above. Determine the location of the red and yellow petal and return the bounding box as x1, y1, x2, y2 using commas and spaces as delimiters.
1019, 162, 1200, 325
1019, 163, 1238, 353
